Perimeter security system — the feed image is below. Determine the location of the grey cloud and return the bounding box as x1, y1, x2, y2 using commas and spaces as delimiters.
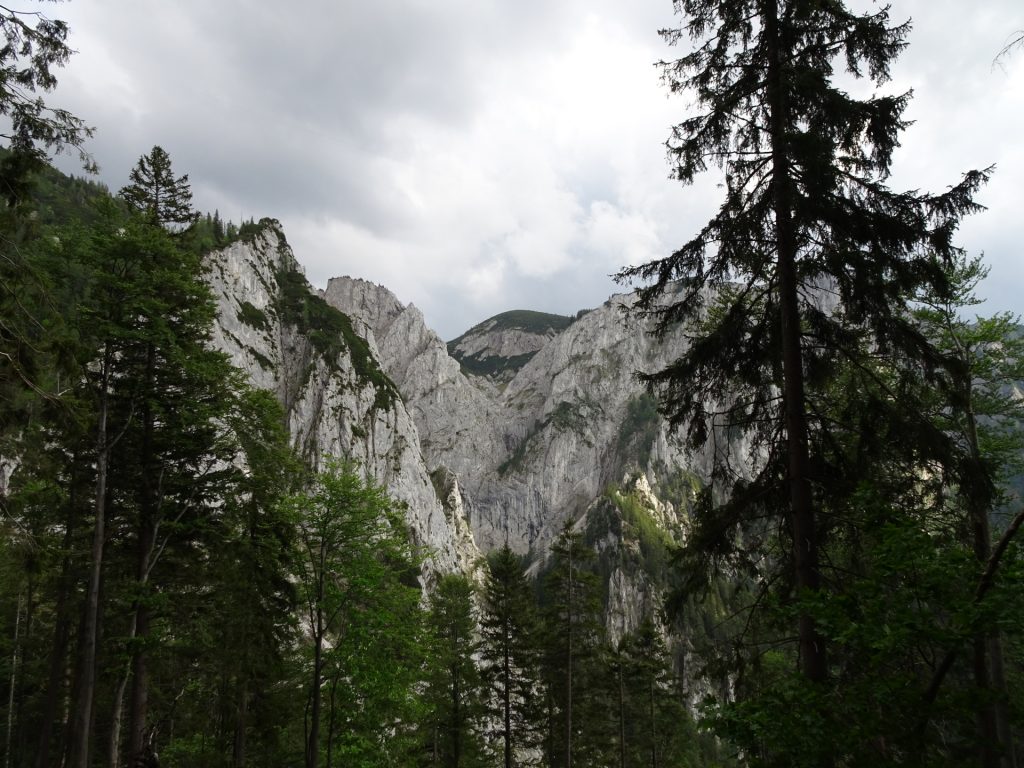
40, 0, 1024, 343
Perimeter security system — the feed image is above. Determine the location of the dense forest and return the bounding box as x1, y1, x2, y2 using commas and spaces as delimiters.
2, 2, 1024, 768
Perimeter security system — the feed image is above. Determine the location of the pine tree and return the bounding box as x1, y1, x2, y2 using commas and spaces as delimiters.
119, 146, 197, 230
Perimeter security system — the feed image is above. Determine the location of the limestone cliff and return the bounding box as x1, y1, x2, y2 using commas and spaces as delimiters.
207, 221, 750, 646
204, 222, 479, 576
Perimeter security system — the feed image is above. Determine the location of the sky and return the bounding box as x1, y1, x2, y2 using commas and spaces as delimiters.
44, 0, 1024, 341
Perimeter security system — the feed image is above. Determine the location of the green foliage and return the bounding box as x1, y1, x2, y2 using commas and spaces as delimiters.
448, 309, 574, 347
119, 145, 197, 230
615, 1, 1007, 764
451, 349, 536, 380
0, 7, 94, 183
605, 486, 674, 581
282, 460, 425, 768
539, 521, 612, 768
447, 310, 575, 380
236, 299, 271, 332
614, 621, 704, 768
274, 265, 398, 410
480, 545, 544, 766
615, 393, 660, 467
420, 574, 488, 767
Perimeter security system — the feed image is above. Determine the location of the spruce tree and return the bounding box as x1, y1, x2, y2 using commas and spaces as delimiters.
119, 146, 197, 230
540, 521, 609, 768
617, 1, 993, 764
422, 574, 487, 768
42, 198, 250, 768
480, 545, 543, 768
0, 6, 94, 198
621, 0, 987, 685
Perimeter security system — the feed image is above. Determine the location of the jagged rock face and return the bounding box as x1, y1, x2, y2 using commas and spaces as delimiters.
322, 277, 509, 492
204, 225, 478, 576
210, 223, 752, 644
322, 277, 751, 561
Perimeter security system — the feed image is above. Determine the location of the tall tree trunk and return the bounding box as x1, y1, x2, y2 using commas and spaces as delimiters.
617, 657, 626, 768
36, 492, 77, 768
325, 675, 338, 768
989, 637, 1017, 768
649, 677, 657, 768
503, 630, 512, 768
969, 489, 998, 768
108, 608, 142, 768
68, 347, 112, 768
764, 0, 826, 684
452, 662, 461, 768
306, 585, 324, 768
565, 539, 573, 768
5, 593, 24, 768
232, 679, 248, 768
109, 667, 129, 768
126, 546, 153, 763
128, 343, 157, 765
964, 379, 1011, 768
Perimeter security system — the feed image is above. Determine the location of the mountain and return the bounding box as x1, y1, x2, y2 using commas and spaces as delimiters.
447, 309, 578, 384
207, 219, 751, 648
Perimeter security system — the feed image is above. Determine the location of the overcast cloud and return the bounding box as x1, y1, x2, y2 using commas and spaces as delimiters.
46, 1, 1024, 340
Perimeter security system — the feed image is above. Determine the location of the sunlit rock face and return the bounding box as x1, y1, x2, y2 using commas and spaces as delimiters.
206, 221, 755, 644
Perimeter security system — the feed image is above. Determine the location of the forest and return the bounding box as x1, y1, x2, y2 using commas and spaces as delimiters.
2, 2, 1024, 768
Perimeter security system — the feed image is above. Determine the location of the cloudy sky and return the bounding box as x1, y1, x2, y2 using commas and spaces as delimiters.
46, 1, 1024, 341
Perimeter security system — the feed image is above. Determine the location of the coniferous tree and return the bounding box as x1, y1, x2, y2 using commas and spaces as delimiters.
119, 146, 197, 230
36, 198, 252, 768
615, 621, 700, 768
479, 545, 543, 768
617, 1, 992, 764
0, 6, 94, 199
914, 254, 1024, 766
540, 521, 610, 768
422, 574, 486, 768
